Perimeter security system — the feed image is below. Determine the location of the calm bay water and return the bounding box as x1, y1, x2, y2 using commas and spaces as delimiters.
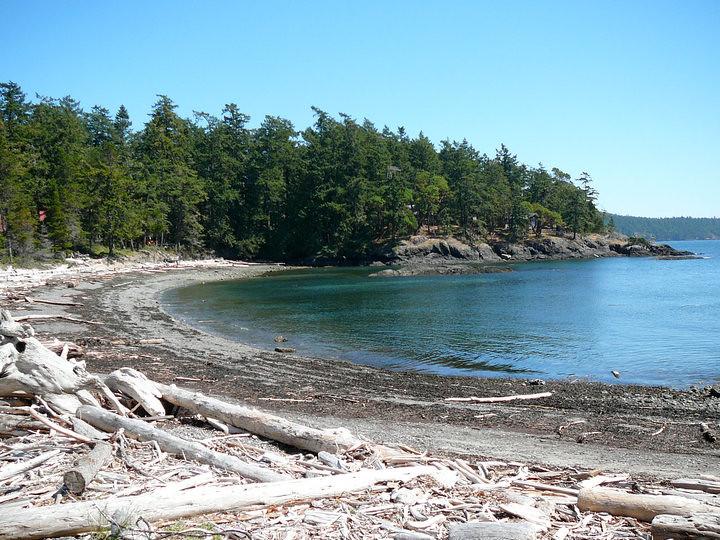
162, 240, 720, 388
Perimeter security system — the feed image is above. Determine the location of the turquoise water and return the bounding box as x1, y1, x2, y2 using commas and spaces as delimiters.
162, 240, 720, 388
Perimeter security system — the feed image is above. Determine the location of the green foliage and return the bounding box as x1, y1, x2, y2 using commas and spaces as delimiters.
523, 201, 564, 236
0, 82, 608, 262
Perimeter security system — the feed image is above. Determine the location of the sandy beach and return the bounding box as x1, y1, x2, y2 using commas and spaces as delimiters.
2, 260, 718, 480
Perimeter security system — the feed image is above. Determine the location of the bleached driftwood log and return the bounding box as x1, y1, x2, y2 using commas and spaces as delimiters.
447, 521, 539, 540
445, 392, 553, 403
578, 487, 720, 522
70, 416, 109, 440
63, 441, 113, 494
0, 310, 106, 414
155, 382, 362, 454
76, 405, 286, 483
671, 478, 720, 495
105, 368, 165, 417
24, 296, 82, 308
651, 513, 720, 539
0, 464, 443, 539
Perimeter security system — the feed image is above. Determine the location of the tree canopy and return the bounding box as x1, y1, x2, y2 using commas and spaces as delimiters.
0, 82, 607, 262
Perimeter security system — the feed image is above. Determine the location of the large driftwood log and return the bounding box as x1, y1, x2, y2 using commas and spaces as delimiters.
671, 478, 720, 495
156, 382, 362, 454
0, 464, 442, 539
76, 405, 286, 483
445, 392, 553, 403
105, 368, 165, 417
0, 310, 105, 414
651, 513, 720, 539
70, 416, 109, 440
578, 487, 720, 522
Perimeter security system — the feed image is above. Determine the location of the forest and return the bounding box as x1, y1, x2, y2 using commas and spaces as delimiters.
0, 82, 606, 262
608, 214, 720, 241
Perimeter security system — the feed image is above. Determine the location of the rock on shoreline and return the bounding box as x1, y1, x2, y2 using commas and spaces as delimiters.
386, 233, 694, 264
370, 263, 512, 278
368, 233, 697, 277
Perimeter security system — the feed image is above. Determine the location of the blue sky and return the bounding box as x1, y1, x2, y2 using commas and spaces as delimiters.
2, 0, 718, 217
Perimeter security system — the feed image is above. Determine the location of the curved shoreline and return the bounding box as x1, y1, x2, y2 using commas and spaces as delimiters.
18, 263, 720, 479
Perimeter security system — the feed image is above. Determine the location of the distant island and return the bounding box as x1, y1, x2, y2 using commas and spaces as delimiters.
608, 214, 720, 241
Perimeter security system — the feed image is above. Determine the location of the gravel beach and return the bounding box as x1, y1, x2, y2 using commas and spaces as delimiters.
3, 261, 718, 480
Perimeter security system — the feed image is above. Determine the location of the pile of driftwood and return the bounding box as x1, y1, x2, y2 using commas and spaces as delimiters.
1, 309, 719, 539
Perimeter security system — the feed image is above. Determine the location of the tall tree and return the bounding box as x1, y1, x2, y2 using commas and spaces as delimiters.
137, 95, 205, 249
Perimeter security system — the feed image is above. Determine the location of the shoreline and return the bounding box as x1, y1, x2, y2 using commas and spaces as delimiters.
3, 260, 718, 479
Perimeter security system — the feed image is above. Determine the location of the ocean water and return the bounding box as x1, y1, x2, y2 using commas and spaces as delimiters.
162, 240, 720, 388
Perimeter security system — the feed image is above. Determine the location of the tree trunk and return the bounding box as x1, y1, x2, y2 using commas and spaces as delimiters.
578, 487, 719, 522
0, 465, 441, 540
76, 405, 286, 483
651, 513, 720, 539
155, 382, 362, 454
63, 441, 113, 494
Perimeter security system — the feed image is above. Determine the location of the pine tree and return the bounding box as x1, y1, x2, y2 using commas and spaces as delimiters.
137, 96, 206, 249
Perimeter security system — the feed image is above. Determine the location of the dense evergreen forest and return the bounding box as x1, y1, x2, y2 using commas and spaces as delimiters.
608, 215, 720, 241
0, 82, 606, 262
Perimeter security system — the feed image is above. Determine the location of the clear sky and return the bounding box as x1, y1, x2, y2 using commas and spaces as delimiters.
2, 0, 718, 217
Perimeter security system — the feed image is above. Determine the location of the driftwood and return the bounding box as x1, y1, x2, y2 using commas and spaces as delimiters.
0, 411, 44, 437
447, 522, 539, 540
0, 310, 113, 415
24, 296, 82, 307
63, 441, 113, 494
0, 338, 98, 414
0, 449, 61, 482
578, 487, 720, 522
651, 513, 720, 539
105, 368, 165, 417
445, 392, 553, 403
25, 407, 94, 444
155, 382, 363, 454
660, 489, 720, 507
672, 478, 720, 495
0, 464, 442, 539
12, 314, 100, 325
38, 338, 84, 359
70, 416, 109, 440
76, 405, 287, 483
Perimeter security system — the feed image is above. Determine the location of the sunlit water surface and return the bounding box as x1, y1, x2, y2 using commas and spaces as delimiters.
162, 240, 720, 388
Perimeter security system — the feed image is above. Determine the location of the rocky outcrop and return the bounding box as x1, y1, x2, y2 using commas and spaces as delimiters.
392, 236, 500, 262
493, 235, 620, 261
609, 240, 695, 258
380, 234, 696, 270
370, 263, 512, 278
